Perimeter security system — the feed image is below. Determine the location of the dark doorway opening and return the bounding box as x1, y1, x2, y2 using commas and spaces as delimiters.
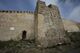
22, 30, 27, 40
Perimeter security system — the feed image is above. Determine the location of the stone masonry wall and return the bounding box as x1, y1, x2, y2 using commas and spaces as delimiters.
35, 1, 70, 47
0, 12, 34, 41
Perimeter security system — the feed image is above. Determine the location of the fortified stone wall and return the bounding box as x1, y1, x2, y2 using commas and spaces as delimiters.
0, 1, 70, 47
35, 1, 70, 47
0, 10, 34, 41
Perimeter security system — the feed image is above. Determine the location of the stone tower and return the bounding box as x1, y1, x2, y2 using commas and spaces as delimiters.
35, 0, 70, 47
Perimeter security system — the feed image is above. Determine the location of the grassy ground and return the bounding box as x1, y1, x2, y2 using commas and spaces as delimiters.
0, 32, 80, 53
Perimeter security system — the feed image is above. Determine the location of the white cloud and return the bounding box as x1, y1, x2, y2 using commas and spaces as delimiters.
40, 0, 58, 6
68, 6, 80, 22
40, 0, 80, 22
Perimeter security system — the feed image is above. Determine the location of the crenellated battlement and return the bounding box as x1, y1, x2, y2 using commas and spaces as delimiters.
0, 10, 34, 14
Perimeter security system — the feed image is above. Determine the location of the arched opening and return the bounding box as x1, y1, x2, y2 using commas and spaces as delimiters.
22, 30, 27, 40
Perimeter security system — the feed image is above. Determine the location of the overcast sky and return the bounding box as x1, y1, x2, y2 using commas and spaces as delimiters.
0, 0, 80, 22
0, 0, 36, 11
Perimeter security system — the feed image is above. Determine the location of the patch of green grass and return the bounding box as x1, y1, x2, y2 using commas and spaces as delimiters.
0, 39, 36, 49
0, 40, 18, 49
